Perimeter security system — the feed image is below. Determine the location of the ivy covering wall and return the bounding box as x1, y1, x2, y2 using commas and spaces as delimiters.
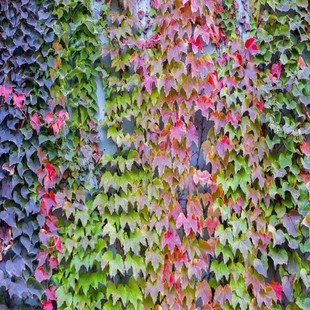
0, 0, 309, 309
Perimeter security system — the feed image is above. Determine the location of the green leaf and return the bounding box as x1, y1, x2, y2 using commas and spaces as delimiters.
56, 286, 72, 308
127, 278, 143, 308
211, 261, 229, 282
269, 247, 288, 268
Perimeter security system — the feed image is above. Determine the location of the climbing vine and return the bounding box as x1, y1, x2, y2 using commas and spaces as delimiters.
0, 1, 56, 308
0, 0, 309, 309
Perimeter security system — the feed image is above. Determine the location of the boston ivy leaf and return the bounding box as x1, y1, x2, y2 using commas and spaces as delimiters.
34, 266, 50, 282
214, 284, 232, 307
254, 258, 268, 278
162, 229, 181, 252
5, 256, 25, 277
27, 277, 44, 298
245, 37, 259, 55
127, 278, 142, 308
210, 261, 229, 282
196, 280, 211, 304
300, 141, 310, 155
267, 280, 282, 302
283, 211, 300, 237
269, 247, 288, 268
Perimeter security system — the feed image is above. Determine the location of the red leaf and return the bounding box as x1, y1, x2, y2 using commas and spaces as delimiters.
300, 141, 310, 155
267, 280, 282, 302
245, 37, 259, 55
46, 163, 56, 183
13, 93, 25, 109
137, 10, 144, 20
254, 98, 264, 112
41, 300, 53, 310
49, 256, 59, 270
203, 217, 219, 235
232, 52, 243, 68
207, 72, 217, 90
189, 36, 203, 54
31, 113, 41, 133
45, 285, 56, 301
35, 266, 50, 282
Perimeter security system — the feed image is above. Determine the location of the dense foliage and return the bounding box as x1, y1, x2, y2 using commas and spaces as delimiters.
0, 0, 309, 309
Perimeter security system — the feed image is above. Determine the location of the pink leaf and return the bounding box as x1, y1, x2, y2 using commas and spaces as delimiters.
37, 251, 48, 267
167, 38, 187, 63
0, 85, 12, 101
35, 266, 50, 282
53, 236, 63, 252
142, 75, 156, 94
49, 256, 59, 270
162, 229, 181, 252
159, 74, 177, 96
44, 112, 54, 124
193, 170, 211, 185
31, 113, 41, 133
46, 215, 59, 233
214, 284, 232, 307
176, 213, 198, 236
271, 62, 282, 80
41, 300, 53, 310
13, 93, 25, 109
214, 135, 230, 159
45, 285, 56, 301
196, 280, 212, 304
170, 119, 186, 143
